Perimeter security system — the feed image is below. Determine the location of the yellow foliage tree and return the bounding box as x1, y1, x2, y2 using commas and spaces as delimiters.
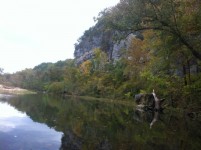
80, 60, 92, 75
125, 30, 155, 78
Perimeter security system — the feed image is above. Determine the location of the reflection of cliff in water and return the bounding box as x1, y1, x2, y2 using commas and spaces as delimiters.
2, 94, 201, 150
60, 131, 82, 150
60, 130, 112, 150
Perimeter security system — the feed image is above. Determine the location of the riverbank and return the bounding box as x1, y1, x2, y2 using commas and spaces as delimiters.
0, 84, 36, 95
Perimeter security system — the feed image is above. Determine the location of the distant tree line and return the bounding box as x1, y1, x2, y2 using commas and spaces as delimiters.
1, 0, 201, 109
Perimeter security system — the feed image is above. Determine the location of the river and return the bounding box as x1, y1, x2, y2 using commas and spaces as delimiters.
0, 94, 200, 150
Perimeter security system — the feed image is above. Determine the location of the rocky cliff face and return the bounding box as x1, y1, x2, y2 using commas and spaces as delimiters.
74, 22, 137, 65
74, 22, 200, 78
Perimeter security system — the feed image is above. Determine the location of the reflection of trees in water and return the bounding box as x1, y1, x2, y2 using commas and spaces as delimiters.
2, 94, 201, 150
133, 108, 161, 129
150, 111, 159, 129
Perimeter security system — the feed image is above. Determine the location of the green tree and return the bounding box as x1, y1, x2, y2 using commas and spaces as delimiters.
0, 68, 3, 74
92, 48, 108, 71
105, 0, 201, 60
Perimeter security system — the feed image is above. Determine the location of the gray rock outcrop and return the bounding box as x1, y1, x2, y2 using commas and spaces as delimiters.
74, 23, 138, 65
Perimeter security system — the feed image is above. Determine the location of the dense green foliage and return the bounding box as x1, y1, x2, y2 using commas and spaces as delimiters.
1, 0, 201, 108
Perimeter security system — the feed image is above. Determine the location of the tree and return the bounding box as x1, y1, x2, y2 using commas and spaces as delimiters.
125, 30, 152, 78
0, 68, 4, 83
105, 0, 201, 60
92, 48, 108, 71
80, 60, 93, 75
0, 68, 3, 74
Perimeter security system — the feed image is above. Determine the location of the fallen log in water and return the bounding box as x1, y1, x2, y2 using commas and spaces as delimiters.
135, 90, 165, 111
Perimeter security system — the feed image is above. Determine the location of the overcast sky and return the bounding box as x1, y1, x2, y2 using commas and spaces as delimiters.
0, 0, 119, 73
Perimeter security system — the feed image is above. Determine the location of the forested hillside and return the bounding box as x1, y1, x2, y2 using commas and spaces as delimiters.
1, 0, 201, 108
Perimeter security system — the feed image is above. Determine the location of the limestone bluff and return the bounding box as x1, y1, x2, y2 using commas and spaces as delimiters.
73, 19, 143, 65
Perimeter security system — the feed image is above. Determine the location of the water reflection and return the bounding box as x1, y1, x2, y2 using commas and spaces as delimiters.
133, 107, 161, 129
0, 95, 62, 150
0, 102, 26, 133
0, 94, 201, 150
150, 111, 159, 129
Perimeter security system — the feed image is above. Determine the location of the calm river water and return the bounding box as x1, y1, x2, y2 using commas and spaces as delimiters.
0, 94, 201, 150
